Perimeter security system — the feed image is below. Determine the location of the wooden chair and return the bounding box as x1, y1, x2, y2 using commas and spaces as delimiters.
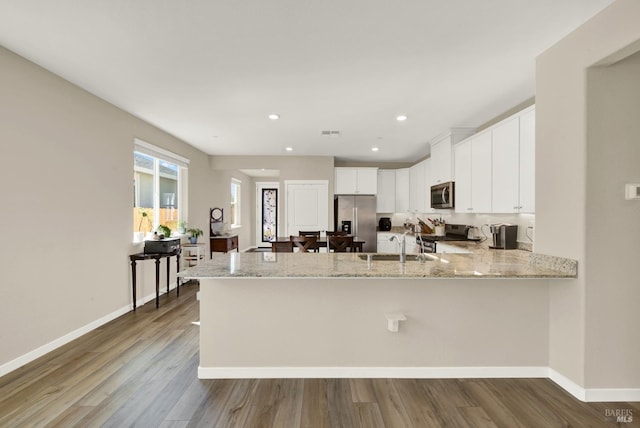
328, 235, 354, 252
298, 231, 320, 252
271, 241, 293, 253
290, 235, 318, 253
325, 231, 347, 237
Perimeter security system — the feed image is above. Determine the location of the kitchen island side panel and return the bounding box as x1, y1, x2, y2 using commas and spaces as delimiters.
199, 278, 549, 371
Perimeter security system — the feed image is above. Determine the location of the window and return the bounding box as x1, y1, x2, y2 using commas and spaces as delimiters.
230, 178, 241, 227
133, 139, 189, 241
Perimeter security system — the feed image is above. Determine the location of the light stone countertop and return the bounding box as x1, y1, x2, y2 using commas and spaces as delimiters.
178, 243, 577, 279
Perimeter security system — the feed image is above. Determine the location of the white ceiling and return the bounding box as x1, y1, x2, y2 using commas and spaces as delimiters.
0, 0, 613, 163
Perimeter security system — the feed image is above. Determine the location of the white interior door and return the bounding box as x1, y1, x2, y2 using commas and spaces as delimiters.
285, 181, 329, 237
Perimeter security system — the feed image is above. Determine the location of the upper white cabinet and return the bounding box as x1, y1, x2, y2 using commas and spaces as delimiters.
376, 169, 396, 213
430, 137, 452, 184
453, 106, 535, 214
395, 168, 410, 212
409, 159, 429, 213
491, 106, 535, 213
518, 108, 535, 213
454, 130, 492, 213
429, 129, 475, 185
334, 167, 378, 195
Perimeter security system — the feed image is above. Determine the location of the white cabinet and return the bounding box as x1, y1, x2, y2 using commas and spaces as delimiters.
376, 170, 396, 213
423, 157, 436, 213
491, 106, 535, 213
377, 232, 397, 253
395, 168, 410, 212
430, 138, 452, 184
429, 129, 475, 185
492, 117, 520, 213
454, 131, 492, 213
518, 108, 535, 213
334, 167, 378, 195
409, 160, 428, 213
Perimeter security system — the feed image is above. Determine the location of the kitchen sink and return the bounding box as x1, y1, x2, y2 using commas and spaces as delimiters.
357, 254, 432, 262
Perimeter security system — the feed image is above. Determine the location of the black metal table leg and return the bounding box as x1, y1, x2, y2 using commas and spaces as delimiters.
155, 257, 161, 308
131, 259, 137, 310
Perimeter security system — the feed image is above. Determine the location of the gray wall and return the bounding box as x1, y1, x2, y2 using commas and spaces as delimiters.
536, 0, 640, 389
0, 45, 214, 370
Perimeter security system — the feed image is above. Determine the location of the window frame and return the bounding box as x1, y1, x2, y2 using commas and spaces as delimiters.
230, 178, 242, 228
133, 139, 189, 242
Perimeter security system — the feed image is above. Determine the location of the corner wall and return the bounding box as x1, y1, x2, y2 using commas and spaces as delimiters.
536, 0, 640, 392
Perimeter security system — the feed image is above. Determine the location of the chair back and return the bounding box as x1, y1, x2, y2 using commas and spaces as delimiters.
326, 231, 347, 237
328, 235, 354, 252
272, 241, 293, 253
290, 235, 318, 253
297, 231, 320, 252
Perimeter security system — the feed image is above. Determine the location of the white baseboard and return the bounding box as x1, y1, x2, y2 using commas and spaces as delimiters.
0, 303, 130, 378
0, 283, 182, 378
198, 366, 549, 380
549, 368, 640, 402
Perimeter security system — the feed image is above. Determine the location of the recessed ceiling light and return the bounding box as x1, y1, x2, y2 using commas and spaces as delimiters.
396, 115, 408, 121
285, 147, 293, 152
268, 113, 280, 120
371, 147, 379, 152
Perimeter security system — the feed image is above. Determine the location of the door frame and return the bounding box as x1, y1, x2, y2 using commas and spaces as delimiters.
255, 181, 280, 248
283, 180, 329, 237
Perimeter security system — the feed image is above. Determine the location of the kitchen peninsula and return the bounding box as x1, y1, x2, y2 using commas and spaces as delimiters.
180, 247, 576, 379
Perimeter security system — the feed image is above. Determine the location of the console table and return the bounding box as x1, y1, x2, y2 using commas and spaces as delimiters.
210, 234, 239, 257
129, 250, 180, 310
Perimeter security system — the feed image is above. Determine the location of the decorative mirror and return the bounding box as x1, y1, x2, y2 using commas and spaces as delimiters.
210, 208, 223, 222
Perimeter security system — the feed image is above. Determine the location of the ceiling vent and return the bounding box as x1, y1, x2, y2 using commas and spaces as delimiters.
320, 130, 341, 136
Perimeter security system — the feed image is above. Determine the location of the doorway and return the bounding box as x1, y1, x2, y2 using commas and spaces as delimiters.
255, 182, 280, 248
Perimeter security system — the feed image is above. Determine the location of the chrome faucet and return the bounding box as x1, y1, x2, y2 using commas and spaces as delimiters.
389, 233, 406, 263
415, 234, 428, 263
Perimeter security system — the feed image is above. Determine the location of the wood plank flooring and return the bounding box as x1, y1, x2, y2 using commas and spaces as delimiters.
0, 282, 638, 427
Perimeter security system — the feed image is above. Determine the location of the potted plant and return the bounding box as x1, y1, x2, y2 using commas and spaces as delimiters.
157, 224, 172, 239
135, 208, 153, 241
177, 220, 187, 235
187, 227, 203, 244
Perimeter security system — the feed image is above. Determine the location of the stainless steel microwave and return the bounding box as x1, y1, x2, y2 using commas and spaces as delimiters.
431, 181, 455, 209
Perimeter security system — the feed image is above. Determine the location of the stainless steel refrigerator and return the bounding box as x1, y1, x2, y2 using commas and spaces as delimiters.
334, 195, 377, 252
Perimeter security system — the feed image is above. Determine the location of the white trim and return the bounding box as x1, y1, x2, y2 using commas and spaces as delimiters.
198, 366, 549, 380
0, 283, 183, 378
0, 304, 130, 378
548, 368, 640, 402
585, 388, 640, 402
134, 138, 190, 167
548, 368, 587, 401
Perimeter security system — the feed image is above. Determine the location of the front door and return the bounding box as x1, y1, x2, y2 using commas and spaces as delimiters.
256, 182, 279, 248
285, 181, 329, 237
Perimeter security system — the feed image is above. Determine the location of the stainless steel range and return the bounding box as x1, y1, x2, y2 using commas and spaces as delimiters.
417, 224, 480, 253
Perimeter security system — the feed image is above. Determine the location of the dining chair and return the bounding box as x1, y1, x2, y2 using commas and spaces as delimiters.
272, 241, 293, 253
328, 235, 354, 252
298, 231, 320, 252
325, 230, 348, 237
290, 235, 318, 253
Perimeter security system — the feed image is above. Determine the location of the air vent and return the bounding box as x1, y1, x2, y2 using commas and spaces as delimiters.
320, 130, 341, 136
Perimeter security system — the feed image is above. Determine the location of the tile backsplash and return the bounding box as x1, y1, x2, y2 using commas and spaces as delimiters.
377, 212, 535, 248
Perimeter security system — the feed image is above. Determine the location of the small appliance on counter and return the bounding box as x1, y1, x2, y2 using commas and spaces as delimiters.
378, 217, 391, 231
489, 224, 518, 250
341, 220, 352, 234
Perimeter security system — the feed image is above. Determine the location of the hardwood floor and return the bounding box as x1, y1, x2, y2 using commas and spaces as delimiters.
0, 282, 638, 427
